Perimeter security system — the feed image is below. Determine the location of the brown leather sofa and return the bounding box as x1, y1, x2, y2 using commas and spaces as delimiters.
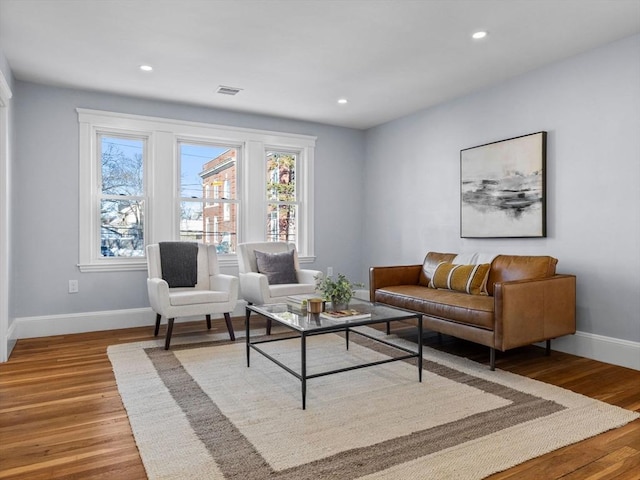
369, 252, 576, 369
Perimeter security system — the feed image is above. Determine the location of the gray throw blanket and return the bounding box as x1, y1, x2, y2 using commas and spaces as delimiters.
159, 242, 198, 288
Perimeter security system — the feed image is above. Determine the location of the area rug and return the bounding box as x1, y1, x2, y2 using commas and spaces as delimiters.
107, 327, 638, 480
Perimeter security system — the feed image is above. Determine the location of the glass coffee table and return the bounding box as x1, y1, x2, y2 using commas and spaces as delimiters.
245, 300, 422, 409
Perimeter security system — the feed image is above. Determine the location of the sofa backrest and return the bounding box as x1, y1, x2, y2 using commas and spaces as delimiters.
487, 255, 557, 295
418, 252, 457, 286
419, 252, 558, 295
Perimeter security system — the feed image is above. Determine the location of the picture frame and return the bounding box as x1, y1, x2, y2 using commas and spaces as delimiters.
460, 131, 547, 238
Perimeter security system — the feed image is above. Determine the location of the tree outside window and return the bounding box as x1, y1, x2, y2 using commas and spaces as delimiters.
266, 152, 297, 243
99, 136, 145, 257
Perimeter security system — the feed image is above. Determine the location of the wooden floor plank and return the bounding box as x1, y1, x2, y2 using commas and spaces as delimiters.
1, 318, 638, 480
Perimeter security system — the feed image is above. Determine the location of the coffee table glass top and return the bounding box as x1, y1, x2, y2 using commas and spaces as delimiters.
248, 299, 418, 332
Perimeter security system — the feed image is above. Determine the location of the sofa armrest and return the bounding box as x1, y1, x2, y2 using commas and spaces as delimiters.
239, 272, 271, 305
297, 268, 323, 285
369, 265, 423, 302
210, 274, 239, 304
494, 274, 576, 350
147, 277, 171, 314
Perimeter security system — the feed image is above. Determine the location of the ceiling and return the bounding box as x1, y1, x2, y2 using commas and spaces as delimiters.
1, 0, 639, 130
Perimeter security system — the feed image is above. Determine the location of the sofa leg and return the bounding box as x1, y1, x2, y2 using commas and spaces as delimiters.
154, 313, 161, 337
224, 312, 235, 341
489, 348, 495, 371
546, 339, 551, 356
165, 318, 175, 350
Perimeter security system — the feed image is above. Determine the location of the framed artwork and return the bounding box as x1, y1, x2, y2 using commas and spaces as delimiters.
460, 131, 547, 238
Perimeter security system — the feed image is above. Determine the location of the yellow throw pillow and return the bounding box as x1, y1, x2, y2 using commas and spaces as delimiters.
429, 262, 491, 295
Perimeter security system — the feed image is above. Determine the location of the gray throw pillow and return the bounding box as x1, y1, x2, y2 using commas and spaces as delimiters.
254, 249, 299, 285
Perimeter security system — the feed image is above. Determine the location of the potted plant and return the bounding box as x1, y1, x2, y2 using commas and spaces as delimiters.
315, 273, 363, 310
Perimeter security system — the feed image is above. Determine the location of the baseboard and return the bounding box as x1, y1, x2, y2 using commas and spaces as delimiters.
11, 307, 639, 371
541, 331, 640, 371
13, 303, 249, 340
4, 320, 17, 361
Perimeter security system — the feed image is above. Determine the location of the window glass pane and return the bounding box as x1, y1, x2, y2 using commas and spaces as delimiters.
100, 199, 144, 257
101, 136, 144, 196
266, 204, 297, 243
266, 152, 296, 201
179, 201, 203, 241
180, 144, 236, 199
180, 201, 237, 253
180, 143, 238, 253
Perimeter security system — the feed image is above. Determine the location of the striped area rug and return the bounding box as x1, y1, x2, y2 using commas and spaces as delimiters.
107, 328, 638, 480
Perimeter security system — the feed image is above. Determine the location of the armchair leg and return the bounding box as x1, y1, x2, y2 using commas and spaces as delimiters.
489, 348, 495, 371
154, 313, 161, 337
224, 312, 235, 341
206, 314, 212, 330
165, 318, 175, 350
266, 318, 272, 336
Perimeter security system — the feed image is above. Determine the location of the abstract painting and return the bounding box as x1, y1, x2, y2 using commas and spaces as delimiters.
461, 132, 546, 238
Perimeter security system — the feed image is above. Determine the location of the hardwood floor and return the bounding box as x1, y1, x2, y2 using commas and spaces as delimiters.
1, 318, 639, 479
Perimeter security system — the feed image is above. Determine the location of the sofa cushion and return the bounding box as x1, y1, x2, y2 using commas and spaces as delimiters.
418, 252, 457, 286
255, 249, 299, 285
429, 262, 491, 295
375, 285, 495, 330
169, 289, 229, 306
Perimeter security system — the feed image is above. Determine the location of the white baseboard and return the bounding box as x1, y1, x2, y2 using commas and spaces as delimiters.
13, 303, 249, 340
542, 331, 640, 371
10, 307, 639, 371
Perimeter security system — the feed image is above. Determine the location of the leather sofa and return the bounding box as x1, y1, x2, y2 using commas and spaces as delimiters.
369, 252, 576, 369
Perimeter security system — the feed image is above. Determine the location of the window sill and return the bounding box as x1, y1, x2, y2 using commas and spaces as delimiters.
79, 254, 317, 272
78, 261, 148, 273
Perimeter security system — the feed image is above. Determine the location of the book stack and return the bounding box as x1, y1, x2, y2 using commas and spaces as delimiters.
319, 309, 372, 321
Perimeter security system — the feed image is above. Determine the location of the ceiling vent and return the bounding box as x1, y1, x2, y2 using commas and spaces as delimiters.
216, 85, 243, 96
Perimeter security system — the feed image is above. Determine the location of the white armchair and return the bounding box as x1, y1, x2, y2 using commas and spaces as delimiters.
146, 242, 238, 349
237, 241, 322, 311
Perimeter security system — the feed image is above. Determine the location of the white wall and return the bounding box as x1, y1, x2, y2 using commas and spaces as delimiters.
10, 82, 365, 322
363, 35, 640, 351
0, 51, 15, 361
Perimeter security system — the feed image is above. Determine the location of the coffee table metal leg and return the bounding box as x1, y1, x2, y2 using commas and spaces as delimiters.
246, 307, 251, 367
345, 327, 349, 350
418, 314, 423, 382
301, 332, 307, 410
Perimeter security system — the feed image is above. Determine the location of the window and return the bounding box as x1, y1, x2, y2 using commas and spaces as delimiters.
78, 109, 316, 271
99, 135, 146, 258
266, 151, 297, 243
179, 143, 238, 254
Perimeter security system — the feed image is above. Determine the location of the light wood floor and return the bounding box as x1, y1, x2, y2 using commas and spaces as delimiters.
1, 318, 639, 480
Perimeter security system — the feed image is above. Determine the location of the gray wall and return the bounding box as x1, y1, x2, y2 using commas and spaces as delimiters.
0, 51, 13, 91
11, 82, 365, 318
363, 34, 640, 342
7, 34, 640, 346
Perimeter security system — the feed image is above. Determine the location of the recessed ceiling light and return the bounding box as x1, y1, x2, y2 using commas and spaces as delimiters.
337, 98, 348, 104
472, 31, 488, 40
139, 65, 153, 72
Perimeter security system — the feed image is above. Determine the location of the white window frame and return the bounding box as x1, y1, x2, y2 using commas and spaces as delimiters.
78, 109, 316, 272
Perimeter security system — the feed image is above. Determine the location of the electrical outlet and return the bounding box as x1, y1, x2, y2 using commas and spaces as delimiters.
327, 267, 333, 277
68, 279, 79, 294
